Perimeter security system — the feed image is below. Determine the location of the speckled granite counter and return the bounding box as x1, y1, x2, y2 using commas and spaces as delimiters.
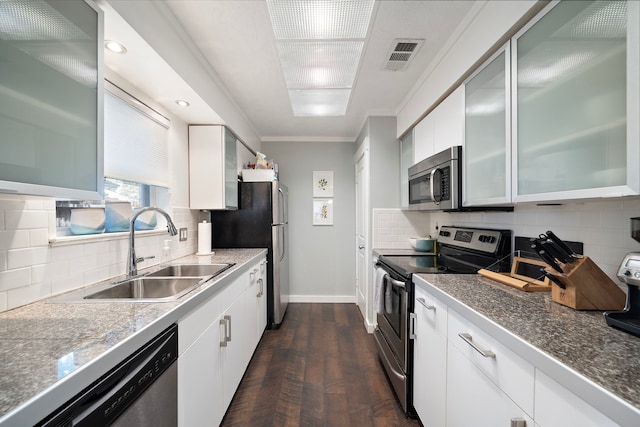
0, 248, 266, 426
414, 273, 640, 426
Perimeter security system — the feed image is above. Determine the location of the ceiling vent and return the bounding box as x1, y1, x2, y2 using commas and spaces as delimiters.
384, 39, 424, 71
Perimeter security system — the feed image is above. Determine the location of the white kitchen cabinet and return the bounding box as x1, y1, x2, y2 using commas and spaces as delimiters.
446, 340, 534, 427
0, 0, 103, 199
413, 86, 465, 164
412, 281, 447, 427
189, 125, 239, 210
446, 309, 534, 427
447, 308, 535, 417
463, 43, 511, 206
256, 259, 268, 336
534, 370, 618, 427
400, 131, 414, 209
178, 257, 265, 426
512, 0, 640, 202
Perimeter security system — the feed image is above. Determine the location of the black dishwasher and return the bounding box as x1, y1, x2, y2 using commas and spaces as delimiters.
37, 324, 178, 427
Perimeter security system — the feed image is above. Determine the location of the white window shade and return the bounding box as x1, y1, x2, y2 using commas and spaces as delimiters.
103, 89, 170, 188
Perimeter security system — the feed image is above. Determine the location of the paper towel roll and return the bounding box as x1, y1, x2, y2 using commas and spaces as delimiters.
197, 220, 212, 255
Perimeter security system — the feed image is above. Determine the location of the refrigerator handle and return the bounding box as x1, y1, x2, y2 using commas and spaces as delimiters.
278, 187, 288, 224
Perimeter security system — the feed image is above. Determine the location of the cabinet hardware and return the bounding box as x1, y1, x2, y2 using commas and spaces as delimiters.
358, 245, 365, 249
409, 313, 417, 340
458, 332, 496, 358
257, 278, 263, 297
417, 297, 436, 311
220, 315, 232, 347
250, 268, 259, 279
510, 418, 526, 427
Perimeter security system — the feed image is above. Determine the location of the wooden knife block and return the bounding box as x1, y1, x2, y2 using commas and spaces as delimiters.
547, 256, 626, 310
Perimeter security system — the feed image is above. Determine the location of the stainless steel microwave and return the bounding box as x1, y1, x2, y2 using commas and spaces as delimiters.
408, 146, 462, 211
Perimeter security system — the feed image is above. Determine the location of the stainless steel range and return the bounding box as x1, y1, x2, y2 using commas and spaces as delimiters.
373, 225, 512, 416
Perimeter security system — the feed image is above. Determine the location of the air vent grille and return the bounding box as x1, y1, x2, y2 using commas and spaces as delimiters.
384, 38, 424, 71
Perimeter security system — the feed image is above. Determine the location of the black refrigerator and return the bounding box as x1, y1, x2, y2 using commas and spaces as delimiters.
210, 181, 289, 329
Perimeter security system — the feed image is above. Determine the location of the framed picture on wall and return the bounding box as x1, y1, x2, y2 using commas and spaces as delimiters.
313, 171, 334, 197
313, 199, 334, 226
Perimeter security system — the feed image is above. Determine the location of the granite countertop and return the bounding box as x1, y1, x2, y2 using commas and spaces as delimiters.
0, 248, 267, 426
414, 273, 640, 426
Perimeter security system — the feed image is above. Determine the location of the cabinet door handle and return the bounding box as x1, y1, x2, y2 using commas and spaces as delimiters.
458, 332, 496, 358
225, 315, 232, 343
257, 278, 263, 297
220, 317, 228, 347
417, 297, 436, 311
510, 418, 526, 427
409, 312, 417, 340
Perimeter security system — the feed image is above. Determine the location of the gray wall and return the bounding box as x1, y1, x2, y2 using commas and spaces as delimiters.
262, 141, 357, 301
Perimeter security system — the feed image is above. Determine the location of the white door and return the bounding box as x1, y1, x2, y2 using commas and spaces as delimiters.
354, 140, 369, 321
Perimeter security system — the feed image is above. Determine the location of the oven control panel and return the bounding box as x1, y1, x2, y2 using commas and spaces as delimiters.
438, 226, 505, 254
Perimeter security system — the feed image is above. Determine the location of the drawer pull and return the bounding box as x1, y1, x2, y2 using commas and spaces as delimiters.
458, 332, 496, 358
417, 297, 436, 311
510, 418, 526, 427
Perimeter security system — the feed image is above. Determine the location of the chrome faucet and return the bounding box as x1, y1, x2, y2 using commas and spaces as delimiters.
127, 207, 178, 277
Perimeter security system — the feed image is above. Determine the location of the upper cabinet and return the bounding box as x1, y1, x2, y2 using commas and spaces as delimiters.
413, 86, 465, 164
463, 43, 511, 206
400, 131, 413, 208
189, 125, 238, 210
512, 0, 639, 202
0, 0, 104, 199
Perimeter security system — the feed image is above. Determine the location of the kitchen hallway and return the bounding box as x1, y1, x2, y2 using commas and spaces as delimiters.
221, 303, 419, 427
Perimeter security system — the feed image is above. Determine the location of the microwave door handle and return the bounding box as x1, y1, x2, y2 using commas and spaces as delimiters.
429, 168, 439, 204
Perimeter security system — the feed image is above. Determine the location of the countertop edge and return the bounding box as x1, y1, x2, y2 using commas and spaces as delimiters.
413, 274, 640, 427
0, 249, 267, 427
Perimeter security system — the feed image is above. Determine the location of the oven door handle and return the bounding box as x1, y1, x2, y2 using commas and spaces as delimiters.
384, 274, 406, 289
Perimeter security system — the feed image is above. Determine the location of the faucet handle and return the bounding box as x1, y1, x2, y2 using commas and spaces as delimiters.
135, 255, 156, 263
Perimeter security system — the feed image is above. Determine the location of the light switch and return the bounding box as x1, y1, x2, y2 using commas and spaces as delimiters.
179, 228, 188, 241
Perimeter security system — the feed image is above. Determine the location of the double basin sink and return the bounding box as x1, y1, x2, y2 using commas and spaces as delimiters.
82, 263, 235, 302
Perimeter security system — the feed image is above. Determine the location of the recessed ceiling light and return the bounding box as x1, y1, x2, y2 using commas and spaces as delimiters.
175, 100, 190, 107
104, 40, 127, 54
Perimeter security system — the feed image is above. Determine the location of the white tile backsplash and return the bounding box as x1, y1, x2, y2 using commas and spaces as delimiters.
0, 194, 202, 312
372, 198, 640, 283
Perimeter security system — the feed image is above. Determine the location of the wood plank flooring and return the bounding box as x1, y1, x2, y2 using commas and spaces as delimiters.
221, 303, 421, 427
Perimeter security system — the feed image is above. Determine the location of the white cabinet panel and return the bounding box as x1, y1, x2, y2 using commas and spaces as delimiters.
412, 282, 447, 427
189, 125, 239, 210
534, 370, 618, 427
433, 86, 465, 155
448, 308, 534, 416
414, 114, 434, 163
446, 341, 534, 427
257, 259, 268, 336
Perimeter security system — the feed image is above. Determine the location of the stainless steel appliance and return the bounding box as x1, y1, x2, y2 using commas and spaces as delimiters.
408, 146, 462, 211
605, 218, 640, 336
37, 324, 178, 426
211, 181, 289, 329
374, 226, 511, 416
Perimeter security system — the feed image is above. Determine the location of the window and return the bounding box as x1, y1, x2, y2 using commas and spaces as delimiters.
55, 80, 171, 237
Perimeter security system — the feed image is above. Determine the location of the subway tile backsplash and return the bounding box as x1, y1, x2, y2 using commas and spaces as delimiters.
373, 198, 640, 284
0, 194, 203, 313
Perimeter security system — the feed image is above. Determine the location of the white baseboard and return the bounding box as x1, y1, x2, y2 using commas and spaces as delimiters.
364, 319, 377, 334
288, 295, 356, 303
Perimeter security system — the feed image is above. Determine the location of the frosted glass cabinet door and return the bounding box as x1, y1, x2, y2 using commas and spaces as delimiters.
224, 128, 239, 210
400, 131, 413, 208
463, 44, 510, 206
513, 0, 639, 202
0, 0, 103, 199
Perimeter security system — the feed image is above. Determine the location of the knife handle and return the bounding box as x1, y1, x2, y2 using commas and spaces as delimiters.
545, 231, 576, 258
531, 242, 564, 273
542, 270, 566, 289
541, 240, 572, 264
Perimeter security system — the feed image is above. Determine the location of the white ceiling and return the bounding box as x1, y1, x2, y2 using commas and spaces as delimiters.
102, 1, 478, 142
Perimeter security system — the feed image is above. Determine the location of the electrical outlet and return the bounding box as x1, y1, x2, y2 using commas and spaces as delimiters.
179, 228, 188, 241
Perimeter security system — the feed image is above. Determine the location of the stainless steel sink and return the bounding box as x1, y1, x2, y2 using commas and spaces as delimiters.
146, 263, 234, 278
84, 277, 203, 301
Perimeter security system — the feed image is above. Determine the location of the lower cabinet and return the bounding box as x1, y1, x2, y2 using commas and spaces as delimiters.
534, 370, 617, 427
178, 257, 266, 426
256, 259, 268, 334
446, 341, 534, 427
412, 282, 447, 426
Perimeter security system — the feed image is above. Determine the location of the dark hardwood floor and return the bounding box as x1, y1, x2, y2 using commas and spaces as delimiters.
221, 303, 421, 427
